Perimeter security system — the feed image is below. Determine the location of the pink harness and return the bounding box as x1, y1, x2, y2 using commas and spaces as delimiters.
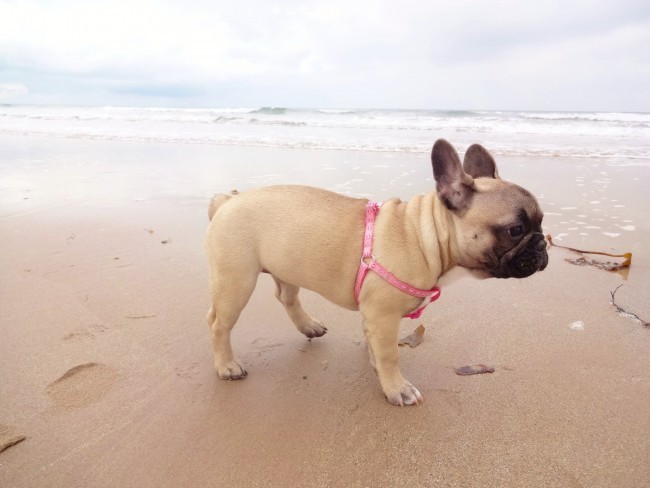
354, 202, 441, 319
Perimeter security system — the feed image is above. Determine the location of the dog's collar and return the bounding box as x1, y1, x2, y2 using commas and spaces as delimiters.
354, 202, 440, 319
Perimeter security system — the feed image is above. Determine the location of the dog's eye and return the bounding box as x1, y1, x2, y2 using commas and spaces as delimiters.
509, 225, 524, 237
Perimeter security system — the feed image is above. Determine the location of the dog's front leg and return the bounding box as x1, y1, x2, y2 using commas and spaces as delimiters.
362, 308, 423, 406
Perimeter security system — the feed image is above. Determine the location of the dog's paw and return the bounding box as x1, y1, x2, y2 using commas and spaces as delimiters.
383, 379, 423, 406
216, 359, 248, 380
299, 319, 328, 339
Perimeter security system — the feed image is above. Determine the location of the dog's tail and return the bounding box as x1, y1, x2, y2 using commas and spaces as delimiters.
208, 190, 239, 221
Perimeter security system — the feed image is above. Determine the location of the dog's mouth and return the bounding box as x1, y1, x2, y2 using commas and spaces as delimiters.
489, 233, 548, 279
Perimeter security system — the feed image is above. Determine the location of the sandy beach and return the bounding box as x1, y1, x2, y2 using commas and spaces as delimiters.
1, 133, 649, 487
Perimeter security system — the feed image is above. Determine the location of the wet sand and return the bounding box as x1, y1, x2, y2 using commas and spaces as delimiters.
1, 135, 649, 487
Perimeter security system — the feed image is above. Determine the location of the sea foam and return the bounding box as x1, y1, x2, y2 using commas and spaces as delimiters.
1, 105, 649, 159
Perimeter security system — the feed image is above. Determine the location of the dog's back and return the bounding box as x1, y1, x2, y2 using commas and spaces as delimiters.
208, 193, 234, 221
205, 185, 365, 310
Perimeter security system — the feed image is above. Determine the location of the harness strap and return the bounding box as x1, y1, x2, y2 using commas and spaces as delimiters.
354, 202, 440, 319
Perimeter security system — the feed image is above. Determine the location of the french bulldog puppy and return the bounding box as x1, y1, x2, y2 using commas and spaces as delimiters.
205, 139, 548, 406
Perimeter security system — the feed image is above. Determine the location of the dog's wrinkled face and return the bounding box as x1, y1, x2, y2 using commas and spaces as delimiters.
432, 139, 548, 279
459, 180, 549, 278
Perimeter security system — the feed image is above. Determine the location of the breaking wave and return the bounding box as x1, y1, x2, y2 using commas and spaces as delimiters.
1, 105, 648, 159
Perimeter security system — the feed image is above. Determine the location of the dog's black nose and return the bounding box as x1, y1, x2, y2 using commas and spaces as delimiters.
535, 234, 549, 271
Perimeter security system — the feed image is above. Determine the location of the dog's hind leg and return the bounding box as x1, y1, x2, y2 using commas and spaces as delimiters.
272, 277, 327, 339
207, 271, 259, 380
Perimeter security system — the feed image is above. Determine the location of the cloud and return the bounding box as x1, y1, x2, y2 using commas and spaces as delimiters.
111, 83, 205, 98
0, 83, 28, 99
0, 0, 269, 83
0, 0, 648, 110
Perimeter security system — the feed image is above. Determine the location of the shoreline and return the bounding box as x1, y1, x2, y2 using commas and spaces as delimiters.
1, 134, 649, 487
2, 105, 650, 160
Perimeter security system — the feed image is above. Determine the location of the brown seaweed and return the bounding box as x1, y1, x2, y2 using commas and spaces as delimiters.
398, 324, 425, 348
546, 234, 632, 271
610, 285, 649, 328
454, 365, 495, 376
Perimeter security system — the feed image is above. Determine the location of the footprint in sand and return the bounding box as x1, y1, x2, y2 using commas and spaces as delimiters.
0, 424, 27, 453
251, 337, 285, 356
46, 363, 120, 410
62, 331, 95, 342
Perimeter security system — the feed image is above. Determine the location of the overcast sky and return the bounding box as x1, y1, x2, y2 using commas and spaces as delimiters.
0, 0, 649, 111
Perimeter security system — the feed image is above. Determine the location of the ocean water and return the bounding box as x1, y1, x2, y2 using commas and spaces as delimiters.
1, 104, 649, 256
1, 105, 649, 161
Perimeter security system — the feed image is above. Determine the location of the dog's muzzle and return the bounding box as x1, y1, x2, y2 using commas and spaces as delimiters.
493, 232, 549, 279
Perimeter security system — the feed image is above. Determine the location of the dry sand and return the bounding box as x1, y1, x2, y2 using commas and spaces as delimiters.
1, 136, 649, 487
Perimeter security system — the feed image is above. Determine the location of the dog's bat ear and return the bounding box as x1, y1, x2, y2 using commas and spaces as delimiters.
463, 144, 500, 179
431, 139, 475, 211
